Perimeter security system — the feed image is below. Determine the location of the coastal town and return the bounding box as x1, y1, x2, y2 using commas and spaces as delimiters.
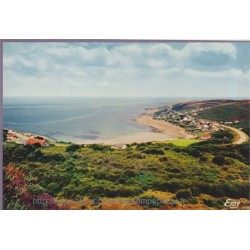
153, 105, 240, 140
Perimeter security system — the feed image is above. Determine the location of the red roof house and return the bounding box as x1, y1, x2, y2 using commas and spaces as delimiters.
200, 133, 212, 140
26, 138, 46, 146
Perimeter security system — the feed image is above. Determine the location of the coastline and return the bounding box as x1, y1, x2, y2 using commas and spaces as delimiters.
5, 107, 193, 145
74, 108, 193, 145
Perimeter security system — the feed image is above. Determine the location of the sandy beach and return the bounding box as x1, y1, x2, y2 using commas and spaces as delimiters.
77, 108, 193, 145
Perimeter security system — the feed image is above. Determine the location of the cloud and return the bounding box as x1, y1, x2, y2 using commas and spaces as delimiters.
3, 42, 249, 97
182, 42, 237, 59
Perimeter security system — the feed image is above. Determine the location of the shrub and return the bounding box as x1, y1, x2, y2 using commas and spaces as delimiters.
186, 148, 202, 157
203, 198, 220, 208
127, 153, 146, 159
48, 153, 66, 163
12, 146, 29, 162
222, 182, 249, 199
159, 156, 168, 162
176, 189, 193, 199
206, 184, 225, 197
165, 178, 185, 193
66, 144, 81, 152
89, 144, 112, 151
212, 155, 226, 166
199, 156, 208, 162
143, 148, 164, 155
123, 169, 137, 178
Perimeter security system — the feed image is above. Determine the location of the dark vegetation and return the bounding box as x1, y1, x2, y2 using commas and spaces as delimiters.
3, 136, 250, 209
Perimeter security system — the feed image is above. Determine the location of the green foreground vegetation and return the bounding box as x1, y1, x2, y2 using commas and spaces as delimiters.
3, 130, 250, 210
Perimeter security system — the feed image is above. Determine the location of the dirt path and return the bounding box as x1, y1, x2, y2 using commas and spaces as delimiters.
221, 125, 249, 144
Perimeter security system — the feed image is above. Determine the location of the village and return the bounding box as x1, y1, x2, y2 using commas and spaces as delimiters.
3, 129, 50, 146
153, 105, 239, 140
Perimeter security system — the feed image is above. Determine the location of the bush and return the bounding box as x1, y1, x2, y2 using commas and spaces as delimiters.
212, 155, 226, 166
199, 156, 208, 162
47, 153, 66, 163
143, 148, 164, 155
203, 198, 220, 208
127, 153, 146, 159
213, 130, 234, 141
12, 146, 29, 162
186, 148, 202, 157
206, 184, 225, 197
159, 156, 168, 162
123, 169, 137, 178
89, 144, 112, 151
165, 178, 185, 193
176, 189, 193, 199
222, 182, 249, 199
66, 144, 81, 152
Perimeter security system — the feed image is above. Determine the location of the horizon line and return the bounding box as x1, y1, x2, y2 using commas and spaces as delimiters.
3, 96, 250, 99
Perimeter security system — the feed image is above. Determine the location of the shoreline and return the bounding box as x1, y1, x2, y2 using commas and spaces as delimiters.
5, 108, 194, 146
73, 108, 193, 145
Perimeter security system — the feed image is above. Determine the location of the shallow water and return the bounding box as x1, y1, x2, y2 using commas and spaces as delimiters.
4, 97, 176, 142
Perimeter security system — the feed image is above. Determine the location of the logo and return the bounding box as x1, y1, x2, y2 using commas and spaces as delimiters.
224, 199, 240, 208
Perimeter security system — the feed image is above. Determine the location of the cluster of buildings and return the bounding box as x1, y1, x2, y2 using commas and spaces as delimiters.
3, 129, 48, 146
154, 106, 220, 140
220, 120, 240, 125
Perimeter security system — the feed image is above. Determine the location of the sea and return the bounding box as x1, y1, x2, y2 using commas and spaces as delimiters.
3, 97, 185, 143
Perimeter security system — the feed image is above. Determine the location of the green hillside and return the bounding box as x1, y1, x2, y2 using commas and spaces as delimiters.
197, 104, 250, 135
3, 139, 250, 210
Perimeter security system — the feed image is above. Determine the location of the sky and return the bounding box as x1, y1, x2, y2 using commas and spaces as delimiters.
3, 41, 250, 98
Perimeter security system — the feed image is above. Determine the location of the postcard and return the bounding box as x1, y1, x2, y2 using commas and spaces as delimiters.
1, 40, 249, 210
